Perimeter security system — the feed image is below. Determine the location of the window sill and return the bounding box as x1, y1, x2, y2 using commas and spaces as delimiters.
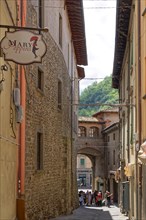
37, 88, 44, 95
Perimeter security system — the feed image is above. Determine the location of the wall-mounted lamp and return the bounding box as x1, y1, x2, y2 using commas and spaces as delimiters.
142, 94, 146, 100
138, 141, 146, 164
1, 64, 8, 72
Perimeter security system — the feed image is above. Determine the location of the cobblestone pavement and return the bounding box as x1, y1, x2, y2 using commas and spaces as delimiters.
50, 205, 129, 220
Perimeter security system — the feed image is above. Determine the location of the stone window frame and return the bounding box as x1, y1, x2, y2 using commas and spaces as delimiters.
36, 128, 44, 171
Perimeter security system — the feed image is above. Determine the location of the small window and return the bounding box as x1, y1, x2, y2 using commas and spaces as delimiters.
68, 44, 70, 70
80, 158, 85, 166
73, 112, 78, 133
113, 133, 115, 140
89, 127, 99, 137
108, 151, 110, 165
36, 132, 43, 170
37, 68, 44, 91
78, 126, 86, 137
104, 134, 107, 142
113, 150, 116, 165
108, 136, 110, 142
58, 80, 62, 109
59, 14, 62, 47
38, 0, 44, 28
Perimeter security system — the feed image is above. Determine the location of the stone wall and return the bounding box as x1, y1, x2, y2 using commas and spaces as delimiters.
24, 2, 78, 219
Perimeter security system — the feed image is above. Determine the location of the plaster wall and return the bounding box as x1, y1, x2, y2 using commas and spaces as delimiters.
0, 1, 18, 219
77, 155, 92, 188
140, 2, 146, 220
77, 154, 92, 169
141, 2, 146, 140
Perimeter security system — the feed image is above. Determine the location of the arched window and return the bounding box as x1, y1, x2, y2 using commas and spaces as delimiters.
89, 127, 99, 137
78, 126, 86, 137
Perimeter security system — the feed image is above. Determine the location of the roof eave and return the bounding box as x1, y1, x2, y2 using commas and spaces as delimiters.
112, 0, 132, 88
66, 0, 88, 66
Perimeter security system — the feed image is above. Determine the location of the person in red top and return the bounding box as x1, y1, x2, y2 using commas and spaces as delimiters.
96, 191, 102, 206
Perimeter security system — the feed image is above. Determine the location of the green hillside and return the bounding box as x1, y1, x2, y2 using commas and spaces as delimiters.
79, 75, 119, 116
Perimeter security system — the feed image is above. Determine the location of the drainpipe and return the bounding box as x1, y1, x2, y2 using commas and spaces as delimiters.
16, 0, 26, 219
17, 0, 26, 200
70, 41, 74, 209
20, 1, 27, 196
127, 38, 130, 163
137, 0, 142, 219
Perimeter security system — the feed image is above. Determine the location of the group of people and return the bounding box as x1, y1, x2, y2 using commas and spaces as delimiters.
78, 190, 112, 207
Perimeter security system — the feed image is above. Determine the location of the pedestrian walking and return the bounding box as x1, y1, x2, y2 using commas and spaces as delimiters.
97, 191, 102, 206
79, 193, 84, 206
104, 191, 108, 206
106, 190, 112, 207
87, 191, 92, 206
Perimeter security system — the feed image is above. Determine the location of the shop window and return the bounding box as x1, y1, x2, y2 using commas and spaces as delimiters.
79, 174, 86, 186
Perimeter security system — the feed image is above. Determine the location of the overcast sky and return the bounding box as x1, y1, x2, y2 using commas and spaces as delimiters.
80, 0, 117, 93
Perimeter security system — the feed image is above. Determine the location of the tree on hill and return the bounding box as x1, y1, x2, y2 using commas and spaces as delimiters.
79, 75, 119, 116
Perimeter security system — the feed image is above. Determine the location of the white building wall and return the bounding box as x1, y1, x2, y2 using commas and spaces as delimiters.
44, 0, 76, 76
30, 0, 77, 77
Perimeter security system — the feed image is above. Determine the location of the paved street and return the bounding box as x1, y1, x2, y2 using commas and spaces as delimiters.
50, 205, 129, 220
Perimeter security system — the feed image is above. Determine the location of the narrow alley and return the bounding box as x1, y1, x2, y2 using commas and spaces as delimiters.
1, 0, 146, 219
50, 205, 128, 220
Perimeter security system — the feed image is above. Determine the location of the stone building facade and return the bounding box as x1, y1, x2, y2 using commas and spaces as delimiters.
102, 122, 120, 203
17, 1, 88, 219
77, 110, 119, 194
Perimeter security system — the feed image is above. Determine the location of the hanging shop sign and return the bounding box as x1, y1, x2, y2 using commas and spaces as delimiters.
1, 30, 47, 65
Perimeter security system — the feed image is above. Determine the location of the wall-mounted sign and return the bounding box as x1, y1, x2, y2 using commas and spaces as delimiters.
1, 30, 47, 65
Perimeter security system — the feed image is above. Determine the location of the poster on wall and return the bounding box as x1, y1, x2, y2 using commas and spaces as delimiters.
0, 30, 47, 65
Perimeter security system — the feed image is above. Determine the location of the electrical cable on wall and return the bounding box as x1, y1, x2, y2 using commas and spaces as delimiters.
6, 61, 17, 139
32, 5, 131, 9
